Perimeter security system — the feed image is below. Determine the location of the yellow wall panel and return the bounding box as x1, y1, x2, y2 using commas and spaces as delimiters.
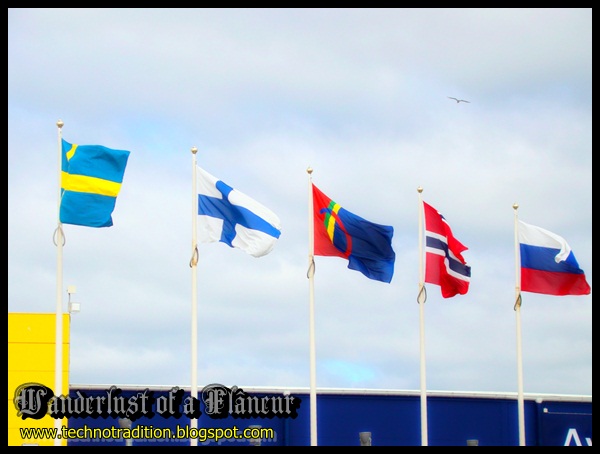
8, 313, 70, 447
8, 371, 55, 400
8, 427, 55, 446
8, 371, 69, 401
8, 402, 60, 429
8, 313, 70, 343
8, 343, 69, 372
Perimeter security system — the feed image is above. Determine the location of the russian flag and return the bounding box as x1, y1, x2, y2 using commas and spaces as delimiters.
518, 221, 591, 296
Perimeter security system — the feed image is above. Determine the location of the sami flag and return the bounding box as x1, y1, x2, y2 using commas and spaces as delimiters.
60, 139, 130, 228
312, 184, 395, 283
423, 201, 471, 298
197, 167, 281, 258
518, 221, 591, 296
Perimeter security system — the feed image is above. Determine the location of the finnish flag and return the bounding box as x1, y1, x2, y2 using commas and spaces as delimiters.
197, 167, 281, 258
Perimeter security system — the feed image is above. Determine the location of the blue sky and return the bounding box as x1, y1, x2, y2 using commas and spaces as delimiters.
8, 8, 592, 396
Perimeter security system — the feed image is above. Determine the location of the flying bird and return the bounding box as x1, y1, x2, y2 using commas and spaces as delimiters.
448, 97, 470, 103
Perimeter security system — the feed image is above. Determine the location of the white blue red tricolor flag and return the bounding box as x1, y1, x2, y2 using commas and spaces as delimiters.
518, 220, 590, 296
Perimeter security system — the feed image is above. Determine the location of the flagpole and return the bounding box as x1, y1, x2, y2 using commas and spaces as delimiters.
513, 203, 526, 446
416, 187, 428, 446
54, 119, 65, 445
190, 147, 199, 446
307, 167, 318, 446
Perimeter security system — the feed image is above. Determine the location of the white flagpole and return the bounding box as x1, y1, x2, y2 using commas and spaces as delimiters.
54, 119, 65, 445
307, 167, 318, 446
513, 203, 526, 446
190, 147, 199, 446
416, 187, 428, 446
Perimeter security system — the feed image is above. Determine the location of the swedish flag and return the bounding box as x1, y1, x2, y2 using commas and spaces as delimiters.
60, 139, 130, 227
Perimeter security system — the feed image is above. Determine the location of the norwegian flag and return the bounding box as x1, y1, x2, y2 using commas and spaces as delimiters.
423, 201, 471, 298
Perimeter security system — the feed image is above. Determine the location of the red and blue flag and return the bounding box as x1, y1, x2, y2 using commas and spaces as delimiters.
423, 201, 471, 298
312, 184, 395, 283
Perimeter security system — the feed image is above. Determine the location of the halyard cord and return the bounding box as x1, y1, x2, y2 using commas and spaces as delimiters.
306, 258, 315, 279
189, 246, 199, 267
514, 293, 522, 311
417, 285, 427, 305
53, 225, 66, 247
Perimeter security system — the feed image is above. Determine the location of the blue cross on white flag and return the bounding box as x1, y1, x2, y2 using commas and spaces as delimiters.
197, 166, 282, 258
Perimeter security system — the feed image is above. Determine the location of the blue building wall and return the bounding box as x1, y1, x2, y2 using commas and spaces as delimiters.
65, 386, 591, 446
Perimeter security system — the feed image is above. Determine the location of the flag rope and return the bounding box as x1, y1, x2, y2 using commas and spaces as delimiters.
189, 246, 198, 268
417, 285, 427, 305
52, 225, 66, 247
306, 257, 315, 279
513, 293, 522, 311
